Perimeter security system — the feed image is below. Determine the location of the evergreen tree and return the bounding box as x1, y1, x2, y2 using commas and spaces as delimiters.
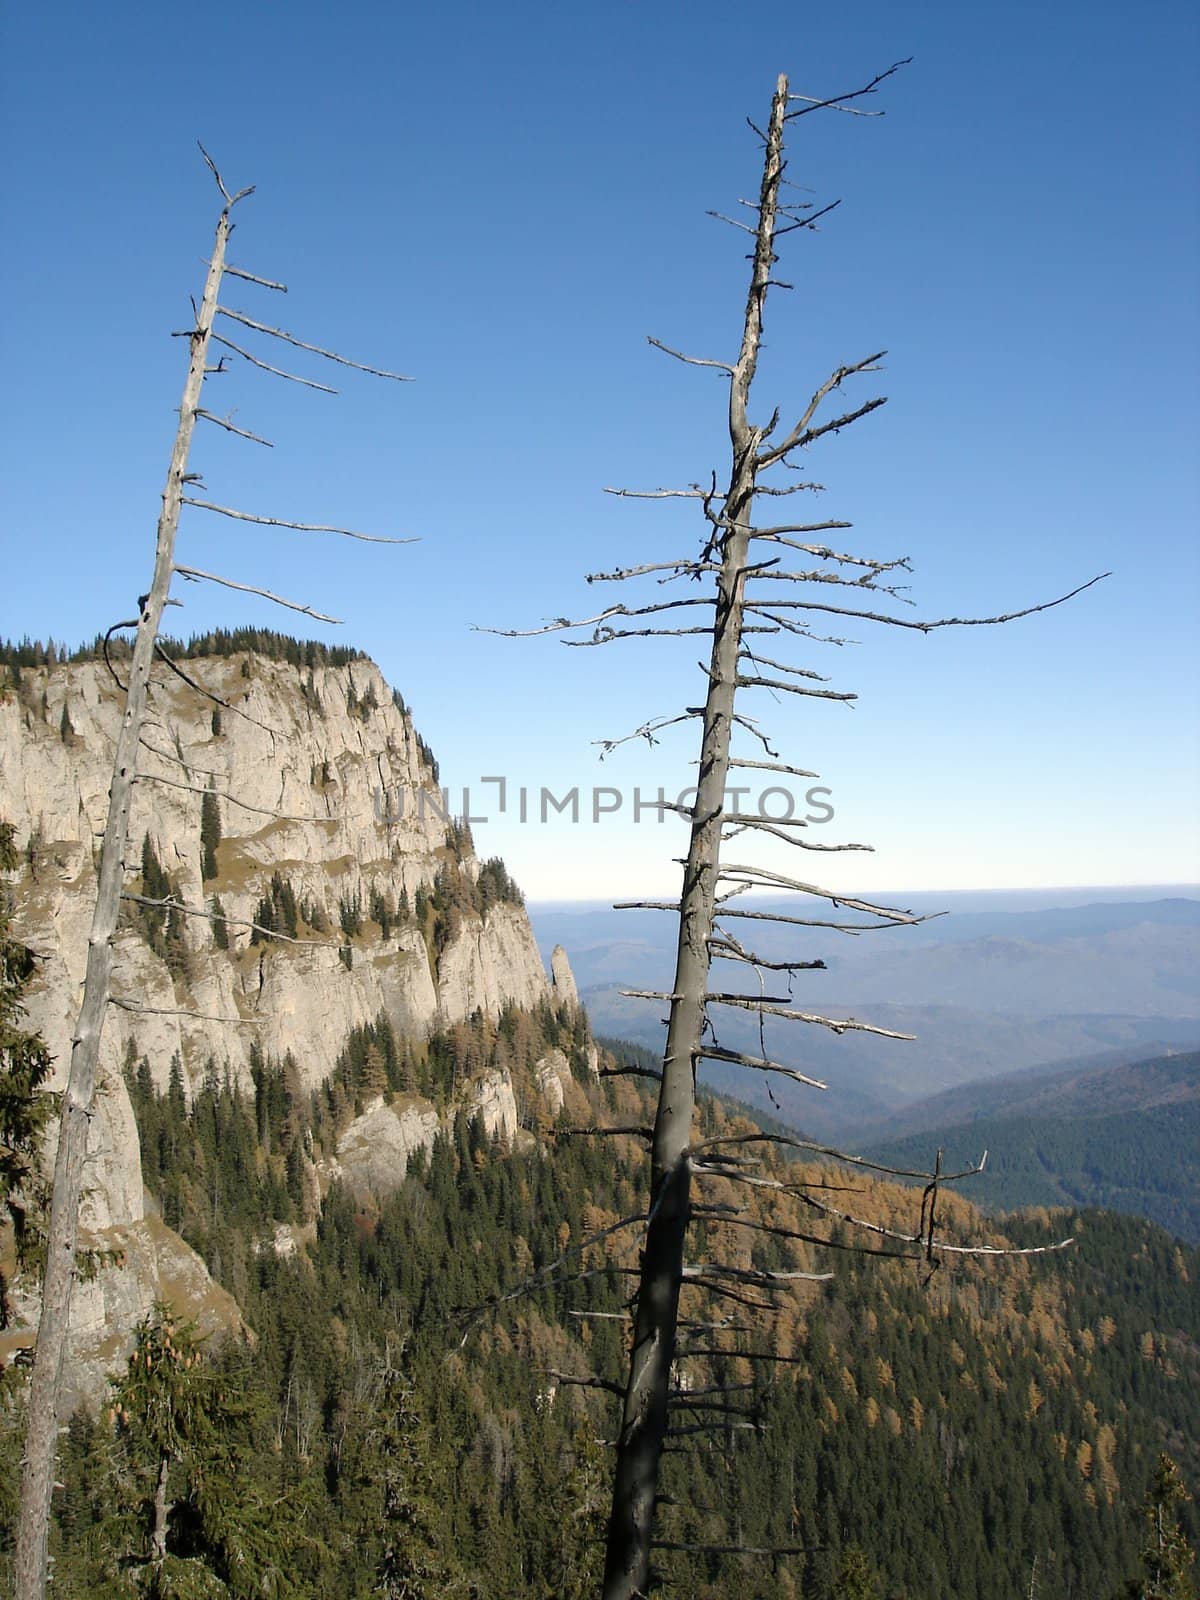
94, 1307, 303, 1597
1118, 1455, 1197, 1600
335, 1349, 463, 1600
200, 791, 221, 883
0, 821, 54, 1336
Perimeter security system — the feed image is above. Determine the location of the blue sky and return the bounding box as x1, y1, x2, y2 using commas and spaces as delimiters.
3, 1, 1197, 899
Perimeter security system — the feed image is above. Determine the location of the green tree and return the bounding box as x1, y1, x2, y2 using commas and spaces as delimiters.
199, 791, 221, 883
95, 1307, 302, 1598
1118, 1454, 1197, 1600
832, 1547, 884, 1600
0, 820, 55, 1338
335, 1348, 464, 1599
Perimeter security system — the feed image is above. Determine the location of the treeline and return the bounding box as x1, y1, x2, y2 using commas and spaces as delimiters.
5, 1007, 1195, 1598
0, 628, 367, 672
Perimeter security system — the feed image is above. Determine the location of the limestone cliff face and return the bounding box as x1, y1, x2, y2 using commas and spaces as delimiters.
0, 645, 553, 1393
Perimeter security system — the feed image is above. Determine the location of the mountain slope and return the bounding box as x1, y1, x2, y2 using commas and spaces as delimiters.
5, 1007, 1194, 1600
863, 1051, 1200, 1240
0, 634, 570, 1397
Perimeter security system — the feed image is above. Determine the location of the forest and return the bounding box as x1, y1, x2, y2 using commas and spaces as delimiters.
2, 997, 1196, 1598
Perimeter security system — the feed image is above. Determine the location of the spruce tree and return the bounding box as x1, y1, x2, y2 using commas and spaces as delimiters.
1120, 1455, 1197, 1600
200, 789, 221, 883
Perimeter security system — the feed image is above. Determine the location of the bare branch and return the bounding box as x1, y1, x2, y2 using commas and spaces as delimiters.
174, 564, 343, 622
456, 1212, 650, 1341
722, 814, 871, 852
134, 770, 323, 824
704, 208, 759, 235
784, 58, 910, 120
725, 757, 820, 779
735, 673, 857, 703
683, 1261, 834, 1286
750, 531, 910, 571
209, 331, 338, 392
180, 497, 413, 544
197, 141, 233, 204
109, 996, 252, 1025
704, 994, 915, 1040
566, 624, 770, 646
541, 1371, 624, 1397
751, 572, 1112, 632
552, 1125, 655, 1141
697, 1044, 828, 1091
693, 1130, 966, 1182
600, 1063, 663, 1082
757, 352, 886, 469
121, 892, 330, 948
715, 866, 923, 921
151, 641, 285, 737
477, 597, 714, 640
738, 651, 830, 682
795, 1187, 1074, 1260
586, 558, 717, 584
194, 407, 274, 447
744, 606, 857, 645
764, 395, 888, 468
707, 934, 828, 974
223, 263, 287, 292
594, 711, 700, 758
217, 305, 412, 380
602, 486, 708, 499
646, 336, 734, 373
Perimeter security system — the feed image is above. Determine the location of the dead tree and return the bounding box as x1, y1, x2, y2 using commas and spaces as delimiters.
488, 67, 1101, 1600
13, 148, 410, 1600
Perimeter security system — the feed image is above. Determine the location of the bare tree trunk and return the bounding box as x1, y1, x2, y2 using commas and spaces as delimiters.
13, 203, 232, 1600
151, 1453, 171, 1564
600, 75, 789, 1600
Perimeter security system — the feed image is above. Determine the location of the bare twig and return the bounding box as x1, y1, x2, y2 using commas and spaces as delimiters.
173, 564, 343, 622
647, 336, 734, 373
223, 263, 287, 292
195, 407, 274, 447
180, 497, 413, 545
217, 305, 411, 381
209, 331, 338, 392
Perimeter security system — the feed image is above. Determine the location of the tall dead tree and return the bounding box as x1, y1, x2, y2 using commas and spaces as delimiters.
489, 67, 1102, 1600
13, 149, 410, 1600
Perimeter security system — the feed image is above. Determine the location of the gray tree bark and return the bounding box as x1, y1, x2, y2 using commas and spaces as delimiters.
13, 199, 234, 1600
600, 74, 790, 1600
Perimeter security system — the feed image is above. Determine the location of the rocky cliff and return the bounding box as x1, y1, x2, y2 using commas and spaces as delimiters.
0, 640, 561, 1394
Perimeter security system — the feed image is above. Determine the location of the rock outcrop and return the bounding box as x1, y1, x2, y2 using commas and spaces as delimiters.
0, 644, 555, 1397
329, 1095, 441, 1202
550, 944, 580, 1011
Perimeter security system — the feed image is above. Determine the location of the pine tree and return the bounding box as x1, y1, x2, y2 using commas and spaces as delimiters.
200, 790, 221, 883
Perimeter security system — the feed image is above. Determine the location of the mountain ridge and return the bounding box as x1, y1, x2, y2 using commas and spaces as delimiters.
0, 639, 573, 1399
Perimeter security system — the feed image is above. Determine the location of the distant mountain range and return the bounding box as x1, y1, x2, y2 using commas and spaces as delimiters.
529, 893, 1200, 1139
861, 1050, 1200, 1242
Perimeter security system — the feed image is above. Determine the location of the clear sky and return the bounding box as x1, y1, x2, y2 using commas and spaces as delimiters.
3, 1, 1198, 900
